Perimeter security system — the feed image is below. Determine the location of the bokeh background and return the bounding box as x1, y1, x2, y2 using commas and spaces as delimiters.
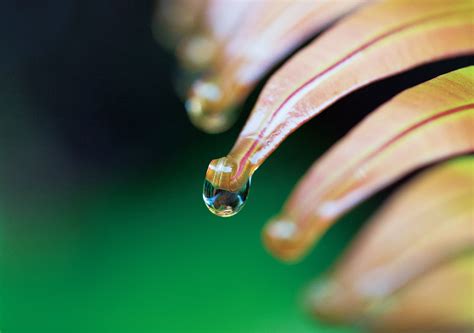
1, 1, 471, 332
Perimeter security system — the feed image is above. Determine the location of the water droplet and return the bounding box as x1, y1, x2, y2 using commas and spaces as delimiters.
203, 156, 254, 217
186, 80, 237, 133
202, 177, 251, 217
266, 219, 297, 240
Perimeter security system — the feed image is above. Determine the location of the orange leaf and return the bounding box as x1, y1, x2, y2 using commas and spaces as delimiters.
306, 157, 474, 330
311, 254, 474, 332
366, 254, 474, 333
262, 67, 473, 260
186, 0, 369, 132
202, 0, 474, 205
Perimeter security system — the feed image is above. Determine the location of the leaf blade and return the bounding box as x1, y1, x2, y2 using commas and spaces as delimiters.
210, 0, 474, 190
263, 67, 474, 260
306, 158, 474, 331
187, 0, 369, 132
154, 0, 208, 49
367, 254, 474, 332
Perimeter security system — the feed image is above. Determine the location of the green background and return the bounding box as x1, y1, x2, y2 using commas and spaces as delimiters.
0, 122, 371, 333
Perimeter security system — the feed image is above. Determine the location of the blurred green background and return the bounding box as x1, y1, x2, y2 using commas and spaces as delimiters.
0, 131, 368, 333
0, 1, 470, 332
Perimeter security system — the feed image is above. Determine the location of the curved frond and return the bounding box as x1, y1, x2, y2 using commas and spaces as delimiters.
263, 67, 474, 260
205, 0, 473, 194
366, 254, 474, 333
306, 158, 474, 331
153, 0, 208, 49
187, 0, 369, 132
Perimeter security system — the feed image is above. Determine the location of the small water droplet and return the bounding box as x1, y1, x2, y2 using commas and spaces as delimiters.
202, 177, 251, 217
186, 80, 237, 134
266, 219, 297, 240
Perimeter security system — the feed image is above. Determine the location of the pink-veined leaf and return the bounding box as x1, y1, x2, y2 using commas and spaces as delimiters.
202, 0, 474, 200
306, 157, 474, 332
187, 0, 369, 132
262, 66, 473, 260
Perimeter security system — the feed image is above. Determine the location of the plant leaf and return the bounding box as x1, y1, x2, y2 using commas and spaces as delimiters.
366, 254, 474, 333
311, 254, 474, 332
306, 158, 474, 331
176, 0, 259, 71
205, 0, 474, 190
262, 67, 474, 261
156, 0, 258, 70
154, 0, 208, 49
187, 0, 369, 133
205, 0, 258, 44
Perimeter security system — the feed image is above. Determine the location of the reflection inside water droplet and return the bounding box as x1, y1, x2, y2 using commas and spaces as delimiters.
203, 177, 251, 217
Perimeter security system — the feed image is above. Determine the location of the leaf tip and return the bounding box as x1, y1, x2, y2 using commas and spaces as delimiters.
263, 215, 309, 262
186, 79, 236, 133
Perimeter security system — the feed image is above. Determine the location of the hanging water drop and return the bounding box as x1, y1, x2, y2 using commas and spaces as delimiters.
203, 177, 250, 217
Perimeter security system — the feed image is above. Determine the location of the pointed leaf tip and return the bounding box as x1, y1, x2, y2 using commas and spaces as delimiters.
265, 67, 474, 260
